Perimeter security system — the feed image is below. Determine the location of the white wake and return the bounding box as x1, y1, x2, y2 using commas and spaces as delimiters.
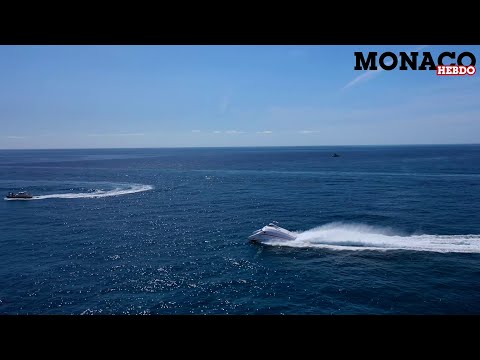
259, 223, 480, 253
5, 184, 153, 200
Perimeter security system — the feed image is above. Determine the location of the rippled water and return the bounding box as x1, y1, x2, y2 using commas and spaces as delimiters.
1, 145, 480, 314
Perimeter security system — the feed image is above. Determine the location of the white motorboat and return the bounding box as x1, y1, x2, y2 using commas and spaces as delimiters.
248, 222, 297, 243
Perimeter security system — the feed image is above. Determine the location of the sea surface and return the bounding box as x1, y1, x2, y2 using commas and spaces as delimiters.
1, 145, 480, 314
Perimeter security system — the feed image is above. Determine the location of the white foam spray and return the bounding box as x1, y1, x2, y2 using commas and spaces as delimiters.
259, 222, 480, 254
4, 184, 153, 200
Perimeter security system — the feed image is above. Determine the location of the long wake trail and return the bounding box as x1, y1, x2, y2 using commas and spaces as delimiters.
5, 184, 153, 200
260, 223, 480, 254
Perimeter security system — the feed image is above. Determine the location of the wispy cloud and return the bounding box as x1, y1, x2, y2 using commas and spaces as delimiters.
414, 45, 429, 52
191, 130, 201, 133
7, 136, 27, 139
88, 133, 144, 137
225, 130, 246, 134
342, 58, 394, 90
298, 130, 320, 134
343, 45, 430, 90
256, 130, 273, 134
214, 130, 246, 134
343, 69, 384, 90
219, 95, 230, 114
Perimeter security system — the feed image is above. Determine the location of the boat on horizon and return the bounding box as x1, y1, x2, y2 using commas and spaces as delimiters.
5, 191, 33, 200
248, 222, 297, 243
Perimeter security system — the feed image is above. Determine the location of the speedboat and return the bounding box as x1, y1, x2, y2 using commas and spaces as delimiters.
248, 222, 297, 243
5, 191, 33, 200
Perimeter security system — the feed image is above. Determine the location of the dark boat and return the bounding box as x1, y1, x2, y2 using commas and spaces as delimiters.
332, 153, 340, 157
5, 191, 33, 199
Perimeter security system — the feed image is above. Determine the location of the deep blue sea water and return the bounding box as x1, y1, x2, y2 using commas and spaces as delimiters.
1, 145, 480, 314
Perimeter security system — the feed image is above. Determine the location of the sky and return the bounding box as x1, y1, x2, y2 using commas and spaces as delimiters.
1, 45, 479, 149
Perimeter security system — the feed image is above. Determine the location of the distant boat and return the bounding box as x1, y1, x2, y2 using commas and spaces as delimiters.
332, 153, 340, 157
5, 191, 33, 200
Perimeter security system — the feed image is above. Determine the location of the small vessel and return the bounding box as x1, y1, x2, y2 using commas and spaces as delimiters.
5, 191, 33, 200
248, 222, 297, 243
332, 153, 340, 157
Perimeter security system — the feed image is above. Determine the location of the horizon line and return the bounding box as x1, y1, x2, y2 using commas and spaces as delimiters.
0, 143, 479, 151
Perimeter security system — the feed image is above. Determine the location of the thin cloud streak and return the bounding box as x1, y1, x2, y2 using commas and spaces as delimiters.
212, 130, 246, 134
88, 133, 145, 137
343, 70, 383, 90
219, 95, 230, 114
256, 130, 273, 134
7, 136, 27, 139
298, 130, 320, 134
342, 45, 430, 90
225, 130, 246, 134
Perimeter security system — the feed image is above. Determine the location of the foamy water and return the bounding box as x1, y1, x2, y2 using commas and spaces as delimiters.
259, 222, 480, 253
4, 184, 153, 200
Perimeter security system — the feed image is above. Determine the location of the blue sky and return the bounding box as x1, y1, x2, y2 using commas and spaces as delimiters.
1, 45, 479, 149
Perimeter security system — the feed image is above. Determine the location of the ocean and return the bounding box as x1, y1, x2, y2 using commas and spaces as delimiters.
1, 145, 480, 314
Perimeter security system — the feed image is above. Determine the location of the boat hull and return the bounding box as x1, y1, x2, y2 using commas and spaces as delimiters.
249, 234, 296, 243
248, 223, 297, 243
